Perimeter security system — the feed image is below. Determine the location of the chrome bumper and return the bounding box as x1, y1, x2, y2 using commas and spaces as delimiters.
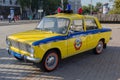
25, 56, 40, 63
7, 48, 40, 63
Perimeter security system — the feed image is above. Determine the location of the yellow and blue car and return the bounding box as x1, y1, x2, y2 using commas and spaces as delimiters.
6, 13, 112, 72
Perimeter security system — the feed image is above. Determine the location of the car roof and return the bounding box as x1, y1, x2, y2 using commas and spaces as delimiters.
46, 13, 96, 20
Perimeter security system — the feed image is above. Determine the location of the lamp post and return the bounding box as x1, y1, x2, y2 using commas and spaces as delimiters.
38, 0, 43, 19
90, 0, 92, 15
61, 0, 64, 10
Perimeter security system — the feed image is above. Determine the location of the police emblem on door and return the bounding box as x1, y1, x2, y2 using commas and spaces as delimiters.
74, 38, 82, 50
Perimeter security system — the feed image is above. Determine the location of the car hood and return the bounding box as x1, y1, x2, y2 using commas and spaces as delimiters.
8, 30, 61, 45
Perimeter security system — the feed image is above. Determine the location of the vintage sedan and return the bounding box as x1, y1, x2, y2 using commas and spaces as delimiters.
6, 13, 112, 72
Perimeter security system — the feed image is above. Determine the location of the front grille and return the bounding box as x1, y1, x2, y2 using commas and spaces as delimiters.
10, 39, 29, 52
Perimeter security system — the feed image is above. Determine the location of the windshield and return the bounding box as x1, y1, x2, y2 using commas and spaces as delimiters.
36, 17, 70, 34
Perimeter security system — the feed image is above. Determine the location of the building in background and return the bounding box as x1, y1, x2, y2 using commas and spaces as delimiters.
103, 3, 109, 14
0, 0, 20, 19
68, 0, 82, 13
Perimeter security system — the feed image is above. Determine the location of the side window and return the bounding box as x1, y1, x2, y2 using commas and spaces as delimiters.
85, 18, 98, 30
71, 20, 83, 32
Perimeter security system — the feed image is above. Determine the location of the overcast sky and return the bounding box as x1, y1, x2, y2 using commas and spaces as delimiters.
81, 0, 111, 6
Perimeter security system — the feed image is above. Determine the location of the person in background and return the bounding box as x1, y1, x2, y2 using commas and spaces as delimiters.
11, 15, 15, 22
2, 15, 4, 21
8, 14, 11, 23
0, 15, 1, 20
13, 16, 16, 22
0, 15, 4, 21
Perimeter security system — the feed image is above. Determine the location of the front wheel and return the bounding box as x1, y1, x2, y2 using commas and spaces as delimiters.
94, 40, 104, 54
40, 50, 59, 72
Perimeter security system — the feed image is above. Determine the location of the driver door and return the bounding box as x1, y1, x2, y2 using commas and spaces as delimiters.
67, 19, 87, 56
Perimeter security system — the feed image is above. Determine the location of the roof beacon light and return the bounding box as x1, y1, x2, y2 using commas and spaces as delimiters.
59, 4, 73, 13
57, 7, 61, 13
78, 8, 82, 14
66, 4, 71, 11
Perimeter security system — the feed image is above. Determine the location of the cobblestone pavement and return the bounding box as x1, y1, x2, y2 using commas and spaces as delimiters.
0, 23, 120, 80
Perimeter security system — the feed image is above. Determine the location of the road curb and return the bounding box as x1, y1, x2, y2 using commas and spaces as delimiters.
0, 20, 40, 26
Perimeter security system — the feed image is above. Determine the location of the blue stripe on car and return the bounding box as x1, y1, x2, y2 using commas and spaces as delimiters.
32, 28, 111, 46
32, 36, 67, 46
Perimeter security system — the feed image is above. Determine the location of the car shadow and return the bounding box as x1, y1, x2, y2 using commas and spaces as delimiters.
0, 46, 120, 80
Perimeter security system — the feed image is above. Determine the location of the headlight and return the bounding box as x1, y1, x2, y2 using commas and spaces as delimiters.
27, 46, 34, 57
6, 38, 11, 46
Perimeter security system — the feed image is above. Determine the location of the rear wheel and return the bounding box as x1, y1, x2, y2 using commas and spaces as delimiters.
40, 50, 59, 72
94, 40, 104, 54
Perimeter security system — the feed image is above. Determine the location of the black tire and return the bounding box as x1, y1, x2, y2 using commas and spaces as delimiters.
40, 50, 59, 72
94, 40, 104, 54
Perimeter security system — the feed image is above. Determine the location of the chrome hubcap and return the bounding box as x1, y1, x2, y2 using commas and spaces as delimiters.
46, 56, 56, 67
97, 42, 103, 52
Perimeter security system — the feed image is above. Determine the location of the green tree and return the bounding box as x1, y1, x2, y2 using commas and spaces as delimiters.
94, 2, 102, 12
43, 0, 60, 15
18, 0, 68, 15
17, 0, 34, 10
82, 5, 90, 14
82, 2, 102, 15
109, 0, 120, 14
17, 0, 38, 14
82, 4, 94, 15
114, 0, 120, 9
17, 0, 26, 9
43, 0, 68, 15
